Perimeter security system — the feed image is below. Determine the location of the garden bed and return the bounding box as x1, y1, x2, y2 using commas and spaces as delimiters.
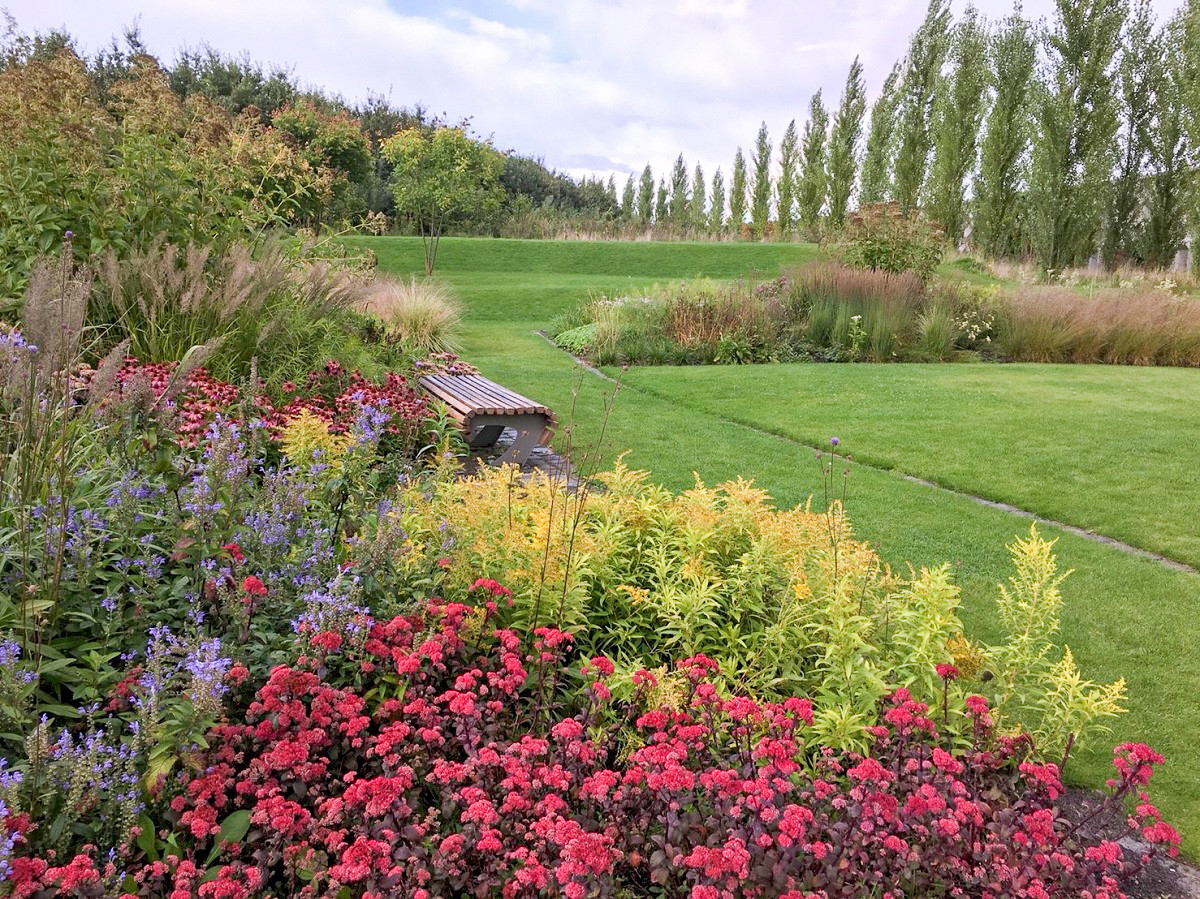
0, 311, 1185, 894
549, 262, 1200, 368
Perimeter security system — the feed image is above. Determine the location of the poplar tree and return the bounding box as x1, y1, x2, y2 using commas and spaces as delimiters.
1143, 15, 1190, 267
690, 163, 707, 231
973, 8, 1037, 258
798, 92, 829, 231
709, 167, 726, 234
860, 63, 902, 204
729, 148, 748, 236
668, 153, 689, 226
654, 177, 669, 223
1102, 0, 1158, 265
927, 5, 989, 242
893, 0, 953, 212
827, 56, 867, 228
637, 164, 654, 225
621, 174, 636, 221
1185, 0, 1200, 259
775, 120, 799, 238
1029, 0, 1127, 270
749, 122, 773, 239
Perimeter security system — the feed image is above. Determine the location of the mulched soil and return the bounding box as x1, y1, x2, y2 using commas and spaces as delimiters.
1059, 788, 1200, 899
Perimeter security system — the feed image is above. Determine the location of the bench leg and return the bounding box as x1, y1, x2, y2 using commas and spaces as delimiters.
494, 426, 543, 466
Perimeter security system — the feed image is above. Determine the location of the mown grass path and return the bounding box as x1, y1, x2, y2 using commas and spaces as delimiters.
352, 236, 1200, 853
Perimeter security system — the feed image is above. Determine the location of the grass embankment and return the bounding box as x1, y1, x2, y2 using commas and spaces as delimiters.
350, 236, 1200, 854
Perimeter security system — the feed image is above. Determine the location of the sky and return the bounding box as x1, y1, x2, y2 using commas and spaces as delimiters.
5, 0, 1187, 185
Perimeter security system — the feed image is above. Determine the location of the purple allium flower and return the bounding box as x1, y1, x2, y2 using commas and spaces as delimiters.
830, 436, 840, 447
63, 230, 74, 239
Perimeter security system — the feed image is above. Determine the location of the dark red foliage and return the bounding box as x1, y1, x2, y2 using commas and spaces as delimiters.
9, 597, 1180, 899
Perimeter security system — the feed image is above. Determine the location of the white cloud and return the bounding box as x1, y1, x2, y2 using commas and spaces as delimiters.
9, 0, 1186, 185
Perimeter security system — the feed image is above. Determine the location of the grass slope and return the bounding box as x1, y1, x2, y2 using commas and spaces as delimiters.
354, 236, 1200, 853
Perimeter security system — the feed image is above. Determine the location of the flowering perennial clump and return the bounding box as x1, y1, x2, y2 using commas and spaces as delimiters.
4, 596, 1177, 899
112, 358, 431, 451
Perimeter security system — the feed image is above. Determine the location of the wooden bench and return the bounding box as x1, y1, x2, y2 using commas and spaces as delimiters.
418, 374, 556, 466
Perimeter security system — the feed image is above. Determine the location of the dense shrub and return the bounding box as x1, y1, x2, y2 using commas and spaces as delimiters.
0, 51, 329, 296
2, 598, 1177, 898
393, 460, 1125, 755
834, 202, 946, 283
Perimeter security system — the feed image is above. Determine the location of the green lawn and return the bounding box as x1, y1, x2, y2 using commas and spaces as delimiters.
617, 363, 1200, 569
353, 236, 1200, 854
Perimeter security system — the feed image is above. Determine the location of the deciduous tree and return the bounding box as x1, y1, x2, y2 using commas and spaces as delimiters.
894, 0, 953, 212
382, 124, 503, 274
798, 93, 829, 231
709, 167, 726, 234
827, 57, 867, 228
860, 63, 902, 205
973, 8, 1037, 258
749, 122, 772, 239
1103, 0, 1159, 265
621, 174, 636, 221
689, 162, 706, 231
1143, 15, 1190, 267
729, 148, 748, 236
638, 164, 654, 225
776, 120, 799, 238
1029, 0, 1127, 271
654, 177, 668, 223
668, 153, 689, 226
927, 5, 988, 243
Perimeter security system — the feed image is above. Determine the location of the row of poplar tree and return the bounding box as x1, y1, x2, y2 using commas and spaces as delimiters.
597, 0, 1196, 270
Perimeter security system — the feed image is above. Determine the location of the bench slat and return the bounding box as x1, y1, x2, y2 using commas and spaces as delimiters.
420, 380, 477, 416
423, 375, 486, 407
443, 379, 509, 414
461, 378, 538, 411
420, 374, 551, 418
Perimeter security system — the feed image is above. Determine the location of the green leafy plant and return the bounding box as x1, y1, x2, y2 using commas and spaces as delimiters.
836, 202, 946, 282
985, 525, 1126, 752
381, 124, 505, 274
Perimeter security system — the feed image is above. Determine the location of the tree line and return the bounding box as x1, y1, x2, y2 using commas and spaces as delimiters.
615, 0, 1200, 270
5, 0, 1200, 269
0, 15, 617, 233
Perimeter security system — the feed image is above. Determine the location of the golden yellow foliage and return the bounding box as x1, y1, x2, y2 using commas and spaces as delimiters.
279, 411, 350, 473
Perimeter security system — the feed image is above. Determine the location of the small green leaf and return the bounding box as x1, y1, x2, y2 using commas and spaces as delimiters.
205, 809, 251, 865
136, 813, 158, 861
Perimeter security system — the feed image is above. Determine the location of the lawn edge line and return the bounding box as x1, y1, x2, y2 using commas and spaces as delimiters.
532, 332, 1198, 576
